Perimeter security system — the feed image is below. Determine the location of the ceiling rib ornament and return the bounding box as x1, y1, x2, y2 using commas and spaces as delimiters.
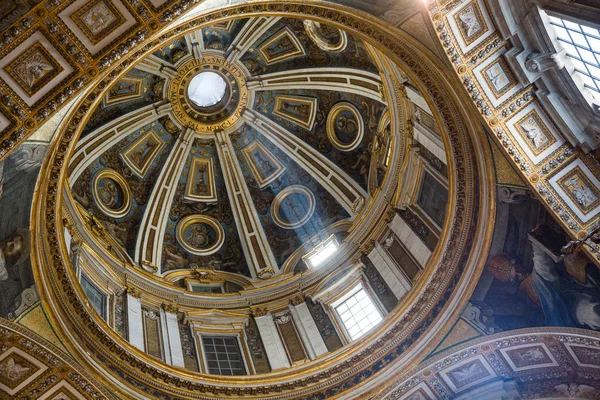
185, 30, 205, 60
31, 2, 495, 399
243, 108, 367, 216
0, 0, 202, 162
248, 67, 384, 103
136, 54, 178, 79
69, 102, 172, 182
135, 127, 194, 272
303, 20, 348, 53
226, 17, 281, 63
425, 0, 600, 262
215, 129, 279, 280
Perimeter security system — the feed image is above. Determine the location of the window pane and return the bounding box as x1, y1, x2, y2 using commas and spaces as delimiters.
334, 286, 383, 341
549, 17, 600, 100
81, 275, 106, 319
202, 337, 246, 375
417, 171, 448, 226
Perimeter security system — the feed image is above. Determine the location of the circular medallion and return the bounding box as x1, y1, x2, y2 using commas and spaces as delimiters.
92, 170, 132, 218
304, 20, 348, 52
176, 215, 225, 256
271, 186, 316, 229
169, 56, 248, 133
326, 102, 364, 151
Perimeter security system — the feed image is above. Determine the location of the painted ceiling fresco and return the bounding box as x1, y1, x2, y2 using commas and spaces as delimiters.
82, 68, 165, 136
69, 17, 386, 279
72, 119, 177, 258
254, 89, 386, 191
239, 18, 378, 76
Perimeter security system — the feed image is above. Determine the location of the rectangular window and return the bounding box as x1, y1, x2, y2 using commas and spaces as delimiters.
305, 236, 339, 268
81, 275, 106, 319
202, 337, 246, 376
191, 284, 223, 294
548, 15, 600, 100
333, 283, 383, 341
417, 171, 448, 226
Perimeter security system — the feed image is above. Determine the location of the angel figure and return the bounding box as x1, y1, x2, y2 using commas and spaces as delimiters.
520, 118, 546, 150
23, 53, 54, 89
449, 362, 480, 382
566, 176, 598, 207
554, 383, 596, 398
0, 357, 30, 381
458, 6, 481, 38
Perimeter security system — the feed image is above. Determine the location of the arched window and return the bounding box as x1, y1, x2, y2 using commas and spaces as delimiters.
546, 15, 600, 101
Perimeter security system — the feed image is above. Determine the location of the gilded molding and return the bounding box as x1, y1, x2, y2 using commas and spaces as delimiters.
30, 2, 493, 399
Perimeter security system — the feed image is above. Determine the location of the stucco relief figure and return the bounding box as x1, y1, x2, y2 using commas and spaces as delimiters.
164, 247, 189, 270
458, 6, 482, 38
448, 361, 481, 382
82, 2, 117, 34
520, 347, 545, 362
565, 176, 598, 208
188, 224, 210, 248
485, 63, 508, 92
19, 52, 54, 89
529, 226, 600, 330
0, 357, 30, 381
520, 117, 547, 150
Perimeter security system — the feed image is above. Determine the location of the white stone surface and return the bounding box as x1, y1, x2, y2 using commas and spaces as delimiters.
389, 214, 432, 268
413, 124, 446, 164
162, 310, 185, 367
127, 293, 145, 351
289, 303, 328, 360
368, 243, 412, 300
254, 314, 290, 369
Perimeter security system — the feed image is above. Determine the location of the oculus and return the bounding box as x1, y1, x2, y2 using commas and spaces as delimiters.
303, 20, 348, 52
326, 102, 364, 151
92, 170, 132, 218
187, 71, 227, 109
170, 56, 248, 133
176, 215, 225, 256
271, 185, 316, 229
